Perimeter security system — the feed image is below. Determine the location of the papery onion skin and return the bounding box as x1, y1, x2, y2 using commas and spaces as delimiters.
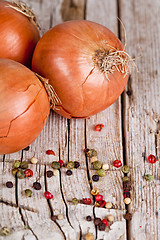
32, 20, 129, 119
0, 59, 50, 154
0, 1, 40, 67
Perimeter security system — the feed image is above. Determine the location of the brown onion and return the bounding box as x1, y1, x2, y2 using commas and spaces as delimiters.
0, 1, 40, 67
0, 58, 50, 154
32, 20, 129, 119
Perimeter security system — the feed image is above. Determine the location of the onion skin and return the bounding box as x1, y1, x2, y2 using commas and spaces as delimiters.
0, 59, 50, 154
0, 1, 40, 67
32, 20, 129, 119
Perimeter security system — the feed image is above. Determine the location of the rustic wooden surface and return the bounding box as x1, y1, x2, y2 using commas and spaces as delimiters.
0, 0, 160, 239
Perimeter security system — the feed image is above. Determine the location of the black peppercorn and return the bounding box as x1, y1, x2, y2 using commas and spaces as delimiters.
46, 170, 53, 178
23, 146, 30, 151
33, 182, 41, 190
66, 170, 72, 176
6, 181, 13, 188
51, 215, 57, 221
98, 222, 106, 231
86, 216, 92, 221
74, 161, 80, 169
123, 181, 132, 191
123, 213, 132, 221
94, 217, 101, 226
20, 161, 28, 169
92, 174, 99, 182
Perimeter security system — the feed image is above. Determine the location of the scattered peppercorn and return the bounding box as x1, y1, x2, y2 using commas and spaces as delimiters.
12, 168, 18, 176
6, 181, 13, 188
59, 160, 64, 167
97, 169, 105, 177
92, 174, 99, 182
102, 163, 109, 170
124, 197, 131, 205
17, 169, 25, 179
23, 146, 30, 151
30, 157, 38, 164
74, 161, 80, 169
67, 161, 75, 169
46, 150, 55, 155
51, 161, 60, 169
82, 198, 91, 205
93, 160, 102, 170
24, 169, 33, 178
113, 160, 122, 168
124, 191, 131, 198
122, 165, 130, 174
72, 197, 79, 205
85, 232, 94, 240
53, 169, 59, 176
90, 156, 98, 163
84, 148, 97, 158
107, 214, 114, 222
124, 213, 132, 221
102, 219, 109, 226
95, 124, 104, 132
123, 181, 132, 191
57, 214, 64, 220
0, 227, 10, 236
94, 218, 101, 226
25, 189, 32, 197
105, 202, 113, 209
86, 216, 92, 221
91, 188, 100, 196
148, 154, 157, 164
33, 182, 41, 190
44, 191, 53, 199
98, 200, 106, 208
95, 194, 103, 201
122, 176, 130, 182
20, 161, 28, 169
46, 170, 53, 178
12, 160, 21, 169
51, 215, 57, 221
98, 222, 106, 231
66, 170, 72, 176
144, 174, 154, 181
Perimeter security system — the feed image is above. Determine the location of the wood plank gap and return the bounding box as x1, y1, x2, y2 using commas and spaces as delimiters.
44, 164, 67, 240
50, 12, 53, 28
2, 154, 5, 170
67, 119, 70, 162
20, 150, 24, 162
83, 0, 87, 20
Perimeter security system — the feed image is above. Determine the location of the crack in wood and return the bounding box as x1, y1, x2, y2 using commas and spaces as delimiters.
2, 154, 5, 170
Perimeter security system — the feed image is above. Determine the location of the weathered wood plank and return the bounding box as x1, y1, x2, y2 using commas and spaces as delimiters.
120, 0, 160, 239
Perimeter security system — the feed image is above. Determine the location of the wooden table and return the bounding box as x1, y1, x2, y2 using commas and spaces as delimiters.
1, 0, 160, 239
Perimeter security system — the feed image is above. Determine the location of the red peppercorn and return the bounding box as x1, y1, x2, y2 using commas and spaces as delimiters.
24, 169, 33, 178
82, 198, 92, 205
46, 150, 55, 155
95, 124, 104, 132
95, 194, 103, 202
124, 192, 130, 198
44, 191, 53, 199
113, 160, 122, 168
59, 160, 64, 167
99, 200, 106, 208
148, 154, 157, 164
102, 219, 109, 226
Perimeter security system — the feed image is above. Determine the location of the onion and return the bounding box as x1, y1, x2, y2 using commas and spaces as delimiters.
32, 20, 129, 119
0, 1, 40, 67
0, 58, 50, 154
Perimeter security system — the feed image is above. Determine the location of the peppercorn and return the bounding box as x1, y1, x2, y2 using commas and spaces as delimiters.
124, 197, 131, 205
148, 154, 157, 164
33, 182, 41, 190
92, 174, 99, 182
94, 218, 101, 226
53, 169, 59, 176
85, 232, 94, 240
124, 213, 132, 221
82, 198, 91, 205
30, 157, 38, 164
93, 161, 102, 170
0, 227, 10, 236
57, 214, 64, 220
84, 148, 97, 158
124, 192, 130, 198
23, 146, 30, 151
66, 170, 72, 176
95, 202, 100, 207
90, 156, 98, 163
44, 191, 53, 199
24, 169, 33, 178
91, 188, 100, 195
98, 222, 106, 231
12, 160, 21, 169
59, 160, 64, 167
102, 163, 109, 170
144, 174, 154, 181
105, 202, 113, 209
25, 189, 32, 197
20, 161, 28, 169
6, 181, 13, 188
99, 200, 106, 208
67, 161, 75, 169
86, 216, 92, 221
97, 169, 105, 177
95, 194, 103, 201
95, 124, 104, 132
46, 170, 53, 178
74, 161, 80, 169
122, 176, 130, 182
123, 181, 132, 191
107, 214, 114, 222
51, 215, 57, 221
113, 160, 122, 168
17, 169, 25, 179
12, 168, 18, 176
102, 219, 109, 226
122, 165, 130, 174
51, 161, 60, 169
46, 150, 55, 155
72, 197, 79, 205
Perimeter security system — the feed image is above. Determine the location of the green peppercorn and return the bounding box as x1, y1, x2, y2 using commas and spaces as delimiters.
67, 161, 75, 169
144, 174, 154, 181
122, 165, 130, 174
51, 161, 60, 169
25, 189, 32, 197
0, 227, 10, 236
97, 169, 105, 177
72, 197, 79, 205
93, 161, 102, 170
20, 161, 28, 169
17, 169, 25, 179
12, 160, 21, 169
85, 149, 97, 158
122, 176, 130, 182
12, 168, 18, 176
